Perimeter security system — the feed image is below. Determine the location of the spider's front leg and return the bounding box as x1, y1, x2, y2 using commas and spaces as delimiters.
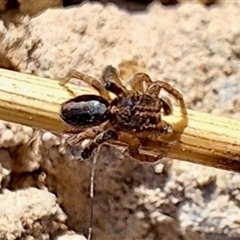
127, 72, 152, 92
59, 69, 112, 101
147, 81, 187, 116
81, 129, 118, 160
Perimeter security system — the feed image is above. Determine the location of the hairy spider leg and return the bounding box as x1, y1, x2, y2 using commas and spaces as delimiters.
67, 122, 111, 145
127, 73, 153, 92
127, 73, 173, 121
62, 119, 109, 136
63, 125, 102, 138
101, 65, 127, 97
127, 72, 172, 114
67, 127, 102, 145
147, 81, 187, 115
118, 132, 166, 163
59, 69, 112, 101
81, 129, 118, 160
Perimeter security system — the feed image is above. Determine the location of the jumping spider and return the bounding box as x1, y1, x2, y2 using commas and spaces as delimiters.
60, 65, 187, 163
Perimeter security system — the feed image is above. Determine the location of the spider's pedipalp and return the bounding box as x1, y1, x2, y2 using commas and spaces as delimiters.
102, 65, 127, 97
160, 96, 173, 116
103, 65, 126, 89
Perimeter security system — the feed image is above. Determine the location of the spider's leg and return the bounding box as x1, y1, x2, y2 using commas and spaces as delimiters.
63, 126, 84, 134
129, 149, 166, 163
118, 132, 166, 163
67, 127, 102, 146
81, 129, 118, 160
127, 73, 152, 92
59, 69, 111, 101
65, 121, 110, 146
155, 118, 173, 135
146, 81, 187, 115
101, 65, 127, 97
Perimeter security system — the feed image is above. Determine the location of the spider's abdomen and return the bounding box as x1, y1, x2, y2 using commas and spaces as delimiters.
60, 94, 110, 127
110, 94, 161, 132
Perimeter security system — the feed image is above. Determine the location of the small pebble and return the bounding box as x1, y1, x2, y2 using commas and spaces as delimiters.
154, 163, 164, 174
0, 129, 14, 147
56, 233, 87, 240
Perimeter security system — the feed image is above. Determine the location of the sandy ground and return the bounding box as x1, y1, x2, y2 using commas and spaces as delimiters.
1, 1, 240, 240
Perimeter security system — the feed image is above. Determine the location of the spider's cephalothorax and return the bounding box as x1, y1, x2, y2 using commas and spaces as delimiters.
60, 65, 187, 163
109, 92, 172, 132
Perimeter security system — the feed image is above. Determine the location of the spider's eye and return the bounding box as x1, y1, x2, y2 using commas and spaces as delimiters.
61, 94, 110, 127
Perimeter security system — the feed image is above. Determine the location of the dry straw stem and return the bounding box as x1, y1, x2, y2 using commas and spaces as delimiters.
0, 67, 240, 172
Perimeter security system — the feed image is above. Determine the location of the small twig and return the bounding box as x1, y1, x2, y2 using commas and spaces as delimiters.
88, 152, 98, 240
0, 68, 240, 172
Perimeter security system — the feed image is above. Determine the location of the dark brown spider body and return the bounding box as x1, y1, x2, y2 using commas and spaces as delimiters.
60, 65, 187, 162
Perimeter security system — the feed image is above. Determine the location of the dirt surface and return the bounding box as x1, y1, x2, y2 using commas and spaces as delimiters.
1, 1, 240, 240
